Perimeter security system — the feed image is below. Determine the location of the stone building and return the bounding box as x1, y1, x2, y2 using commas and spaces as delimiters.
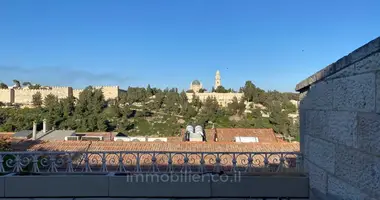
189, 80, 203, 93
215, 70, 221, 88
187, 70, 244, 107
186, 92, 244, 107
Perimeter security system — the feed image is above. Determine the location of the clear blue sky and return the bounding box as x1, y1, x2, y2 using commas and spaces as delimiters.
1, 0, 379, 92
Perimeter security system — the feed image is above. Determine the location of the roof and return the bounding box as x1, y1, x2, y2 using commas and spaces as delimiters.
214, 128, 278, 143
38, 130, 76, 141
191, 80, 201, 86
26, 141, 300, 152
13, 130, 32, 138
181, 128, 277, 143
77, 132, 116, 141
22, 141, 300, 171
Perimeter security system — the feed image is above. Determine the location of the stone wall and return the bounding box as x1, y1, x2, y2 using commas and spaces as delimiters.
296, 37, 380, 200
0, 89, 11, 103
0, 86, 122, 105
95, 86, 120, 100
72, 86, 121, 100
186, 92, 244, 107
13, 87, 71, 104
72, 89, 83, 99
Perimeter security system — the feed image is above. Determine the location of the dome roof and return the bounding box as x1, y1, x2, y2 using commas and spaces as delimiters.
192, 80, 201, 86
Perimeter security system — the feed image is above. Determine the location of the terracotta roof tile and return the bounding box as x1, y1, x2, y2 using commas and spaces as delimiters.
213, 128, 278, 142
25, 141, 299, 152
180, 128, 277, 143
19, 141, 300, 171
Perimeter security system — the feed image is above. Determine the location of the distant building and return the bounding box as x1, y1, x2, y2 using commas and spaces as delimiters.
214, 70, 221, 88
190, 80, 203, 93
187, 70, 244, 107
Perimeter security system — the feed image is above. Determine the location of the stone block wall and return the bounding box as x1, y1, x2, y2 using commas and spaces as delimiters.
13, 87, 71, 104
186, 92, 244, 107
72, 89, 83, 99
95, 86, 120, 100
0, 89, 11, 103
296, 37, 380, 200
73, 86, 121, 100
0, 86, 122, 105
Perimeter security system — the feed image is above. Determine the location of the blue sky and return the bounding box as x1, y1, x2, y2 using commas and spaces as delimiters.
1, 0, 379, 92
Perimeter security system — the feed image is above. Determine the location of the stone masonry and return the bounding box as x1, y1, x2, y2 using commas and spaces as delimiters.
296, 36, 380, 200
0, 86, 122, 105
186, 92, 244, 107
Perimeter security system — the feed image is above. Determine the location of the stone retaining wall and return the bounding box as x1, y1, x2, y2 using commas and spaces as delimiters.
296, 36, 380, 200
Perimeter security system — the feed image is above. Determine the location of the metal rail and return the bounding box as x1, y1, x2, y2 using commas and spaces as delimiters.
0, 151, 303, 174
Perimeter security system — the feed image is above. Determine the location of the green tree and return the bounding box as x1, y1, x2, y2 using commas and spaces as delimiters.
282, 101, 297, 113
227, 97, 239, 114
268, 102, 291, 136
0, 83, 8, 89
191, 94, 202, 111
29, 84, 42, 89
13, 80, 21, 88
250, 108, 262, 118
198, 88, 206, 93
163, 91, 180, 113
44, 94, 62, 129
32, 92, 43, 107
22, 82, 32, 87
60, 96, 75, 118
200, 96, 220, 122
288, 120, 299, 138
146, 84, 153, 97
215, 86, 228, 93
74, 86, 107, 131
153, 91, 165, 110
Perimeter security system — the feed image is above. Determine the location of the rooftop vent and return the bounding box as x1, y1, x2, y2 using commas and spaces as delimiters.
194, 125, 204, 137
129, 137, 146, 142
147, 137, 167, 142
64, 136, 80, 141
234, 136, 259, 143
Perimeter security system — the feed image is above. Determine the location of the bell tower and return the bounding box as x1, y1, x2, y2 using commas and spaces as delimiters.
215, 70, 221, 89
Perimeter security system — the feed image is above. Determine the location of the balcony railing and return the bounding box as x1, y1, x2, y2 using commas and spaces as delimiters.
0, 151, 303, 174
0, 151, 308, 199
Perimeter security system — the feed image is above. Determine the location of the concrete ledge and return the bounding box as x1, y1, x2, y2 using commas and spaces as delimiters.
108, 174, 211, 197
296, 36, 380, 91
0, 173, 309, 198
211, 175, 309, 198
4, 174, 109, 197
0, 176, 4, 198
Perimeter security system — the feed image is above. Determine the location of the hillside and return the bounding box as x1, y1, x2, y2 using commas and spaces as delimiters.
0, 81, 300, 140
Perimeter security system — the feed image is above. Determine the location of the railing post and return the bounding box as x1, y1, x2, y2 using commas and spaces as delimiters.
296, 154, 303, 173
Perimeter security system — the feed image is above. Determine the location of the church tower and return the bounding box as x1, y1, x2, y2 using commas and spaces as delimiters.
214, 70, 221, 89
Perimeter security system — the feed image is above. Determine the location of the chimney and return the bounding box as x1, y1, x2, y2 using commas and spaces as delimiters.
43, 119, 47, 134
32, 121, 37, 140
